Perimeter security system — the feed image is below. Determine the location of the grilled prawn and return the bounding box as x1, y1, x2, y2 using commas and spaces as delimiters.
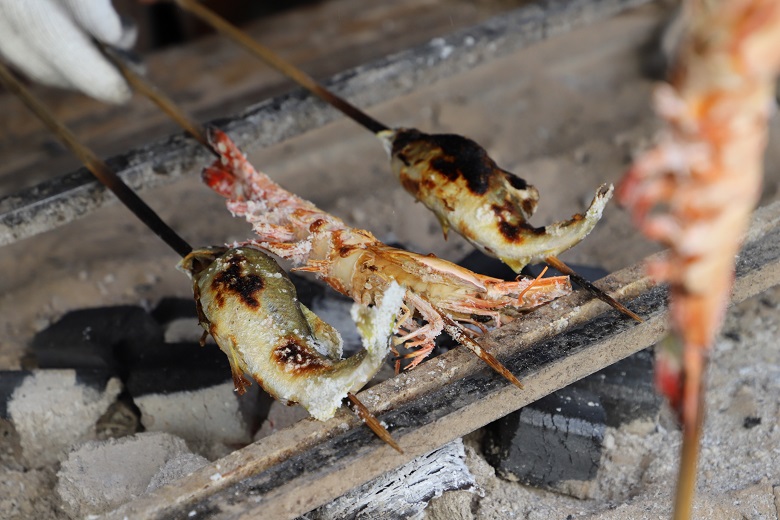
618, 0, 780, 516
202, 127, 570, 380
179, 246, 404, 421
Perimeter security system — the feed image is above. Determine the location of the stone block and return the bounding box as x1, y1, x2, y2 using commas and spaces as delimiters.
3, 369, 121, 468
483, 386, 605, 492
56, 432, 194, 518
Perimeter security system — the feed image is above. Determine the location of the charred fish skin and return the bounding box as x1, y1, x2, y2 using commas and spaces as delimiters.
382, 128, 539, 238
379, 128, 613, 272
179, 246, 391, 421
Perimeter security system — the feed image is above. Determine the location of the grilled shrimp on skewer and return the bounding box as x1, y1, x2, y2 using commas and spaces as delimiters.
618, 0, 780, 517
203, 127, 571, 382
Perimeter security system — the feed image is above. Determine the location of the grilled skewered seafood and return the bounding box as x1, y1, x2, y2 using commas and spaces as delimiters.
618, 0, 780, 517
180, 246, 405, 421
202, 127, 571, 378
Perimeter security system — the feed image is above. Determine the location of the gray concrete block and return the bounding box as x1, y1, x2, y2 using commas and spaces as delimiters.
135, 381, 263, 459
56, 432, 193, 519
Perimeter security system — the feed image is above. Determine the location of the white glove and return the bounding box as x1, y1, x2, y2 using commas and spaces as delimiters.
0, 0, 132, 103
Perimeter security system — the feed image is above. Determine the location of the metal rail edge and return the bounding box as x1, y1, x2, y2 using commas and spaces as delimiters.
0, 0, 651, 246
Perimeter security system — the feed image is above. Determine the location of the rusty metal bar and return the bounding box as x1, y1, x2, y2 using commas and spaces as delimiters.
0, 0, 650, 246
106, 201, 780, 520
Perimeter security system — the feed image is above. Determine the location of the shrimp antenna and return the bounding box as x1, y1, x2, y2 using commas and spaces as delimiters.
347, 393, 403, 454
171, 0, 641, 323
0, 61, 192, 258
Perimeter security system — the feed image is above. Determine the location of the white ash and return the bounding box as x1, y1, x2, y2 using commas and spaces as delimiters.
0, 467, 60, 519
302, 438, 476, 520
7, 370, 121, 468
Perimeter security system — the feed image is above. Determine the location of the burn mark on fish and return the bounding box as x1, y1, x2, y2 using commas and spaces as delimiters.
393, 129, 506, 196
211, 254, 265, 308
492, 203, 545, 242
400, 175, 421, 196
272, 338, 330, 374
520, 196, 537, 216
502, 170, 529, 191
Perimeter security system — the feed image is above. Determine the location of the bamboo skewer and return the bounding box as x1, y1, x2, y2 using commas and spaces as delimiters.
545, 256, 643, 322
101, 47, 215, 155
0, 62, 193, 258
174, 0, 388, 135
172, 0, 641, 323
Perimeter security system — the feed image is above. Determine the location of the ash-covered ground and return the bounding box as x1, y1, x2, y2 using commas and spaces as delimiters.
0, 4, 778, 518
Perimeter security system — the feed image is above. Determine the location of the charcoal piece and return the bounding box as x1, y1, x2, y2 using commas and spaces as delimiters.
484, 386, 605, 488
456, 249, 609, 284
289, 272, 330, 309
573, 348, 662, 427
125, 341, 235, 396
5, 369, 122, 468
1, 370, 115, 419
56, 432, 194, 518
301, 439, 475, 520
133, 380, 265, 454
150, 297, 198, 324
126, 365, 231, 398
30, 306, 164, 376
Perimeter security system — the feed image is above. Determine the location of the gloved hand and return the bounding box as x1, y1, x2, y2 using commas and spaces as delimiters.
0, 0, 133, 103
